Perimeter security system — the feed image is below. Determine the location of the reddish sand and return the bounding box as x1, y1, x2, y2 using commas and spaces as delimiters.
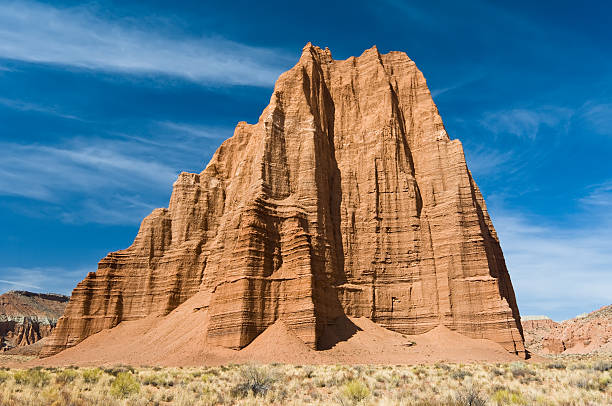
28, 291, 521, 367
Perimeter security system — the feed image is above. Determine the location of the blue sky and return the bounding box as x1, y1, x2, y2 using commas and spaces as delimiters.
0, 0, 610, 321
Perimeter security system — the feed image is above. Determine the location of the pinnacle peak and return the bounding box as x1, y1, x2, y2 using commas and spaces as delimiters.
300, 42, 333, 63
361, 45, 380, 55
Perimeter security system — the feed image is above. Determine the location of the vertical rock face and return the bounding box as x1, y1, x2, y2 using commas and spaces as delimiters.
0, 291, 69, 351
43, 44, 525, 357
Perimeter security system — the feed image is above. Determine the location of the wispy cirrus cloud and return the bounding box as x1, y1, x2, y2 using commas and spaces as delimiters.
0, 96, 82, 120
0, 141, 178, 202
156, 121, 230, 140
0, 120, 231, 224
0, 279, 42, 290
580, 181, 612, 207
430, 74, 485, 98
0, 267, 87, 295
480, 106, 574, 140
463, 146, 517, 178
579, 102, 612, 135
0, 1, 290, 87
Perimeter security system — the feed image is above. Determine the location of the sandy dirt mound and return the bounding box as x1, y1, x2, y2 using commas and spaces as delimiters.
35, 292, 234, 367
35, 299, 521, 367
322, 318, 518, 364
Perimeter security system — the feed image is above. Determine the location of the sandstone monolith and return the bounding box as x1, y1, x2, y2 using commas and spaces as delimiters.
42, 44, 526, 358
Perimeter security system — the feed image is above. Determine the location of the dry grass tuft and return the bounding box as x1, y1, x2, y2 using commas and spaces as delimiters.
0, 355, 610, 405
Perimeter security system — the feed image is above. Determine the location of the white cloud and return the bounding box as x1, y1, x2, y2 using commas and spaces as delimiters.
0, 120, 231, 224
463, 146, 516, 178
0, 141, 178, 202
493, 211, 612, 321
579, 102, 612, 135
0, 279, 42, 290
580, 181, 612, 207
430, 74, 485, 98
0, 267, 87, 295
0, 96, 82, 120
480, 107, 573, 139
0, 1, 290, 86
156, 121, 229, 140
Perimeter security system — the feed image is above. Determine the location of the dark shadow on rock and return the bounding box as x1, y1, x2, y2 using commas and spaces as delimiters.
317, 314, 362, 350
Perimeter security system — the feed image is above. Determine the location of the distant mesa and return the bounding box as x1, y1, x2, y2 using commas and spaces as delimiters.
0, 290, 69, 354
523, 305, 612, 355
41, 44, 527, 364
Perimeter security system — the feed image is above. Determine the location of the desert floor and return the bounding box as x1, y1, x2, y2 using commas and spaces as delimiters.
0, 354, 610, 405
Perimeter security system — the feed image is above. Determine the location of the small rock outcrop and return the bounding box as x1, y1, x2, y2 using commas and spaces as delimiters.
42, 44, 526, 358
0, 291, 69, 351
523, 306, 612, 354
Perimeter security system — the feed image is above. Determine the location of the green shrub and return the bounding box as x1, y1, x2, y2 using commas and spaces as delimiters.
56, 368, 78, 384
491, 389, 526, 405
451, 369, 473, 380
230, 366, 275, 398
341, 379, 371, 403
82, 368, 103, 384
435, 363, 452, 371
593, 361, 612, 372
13, 368, 50, 387
598, 374, 611, 391
571, 376, 598, 390
110, 372, 140, 398
455, 387, 487, 406
303, 366, 315, 378
546, 362, 566, 370
200, 373, 215, 383
104, 365, 135, 376
140, 372, 174, 387
491, 368, 505, 376
509, 363, 535, 378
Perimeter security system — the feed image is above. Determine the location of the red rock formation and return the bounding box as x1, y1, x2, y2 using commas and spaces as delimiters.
523, 306, 612, 354
42, 44, 525, 358
0, 291, 68, 351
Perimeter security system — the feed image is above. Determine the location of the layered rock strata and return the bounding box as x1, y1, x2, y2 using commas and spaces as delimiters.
43, 44, 525, 357
0, 291, 68, 351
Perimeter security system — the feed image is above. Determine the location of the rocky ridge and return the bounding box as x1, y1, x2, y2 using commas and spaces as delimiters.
42, 44, 526, 360
0, 291, 69, 352
523, 305, 612, 354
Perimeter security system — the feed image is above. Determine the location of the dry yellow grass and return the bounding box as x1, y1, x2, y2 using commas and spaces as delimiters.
0, 356, 610, 405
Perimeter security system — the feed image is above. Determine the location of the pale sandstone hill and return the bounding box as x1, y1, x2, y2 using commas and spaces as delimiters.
523, 306, 612, 354
0, 291, 68, 352
42, 44, 526, 361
